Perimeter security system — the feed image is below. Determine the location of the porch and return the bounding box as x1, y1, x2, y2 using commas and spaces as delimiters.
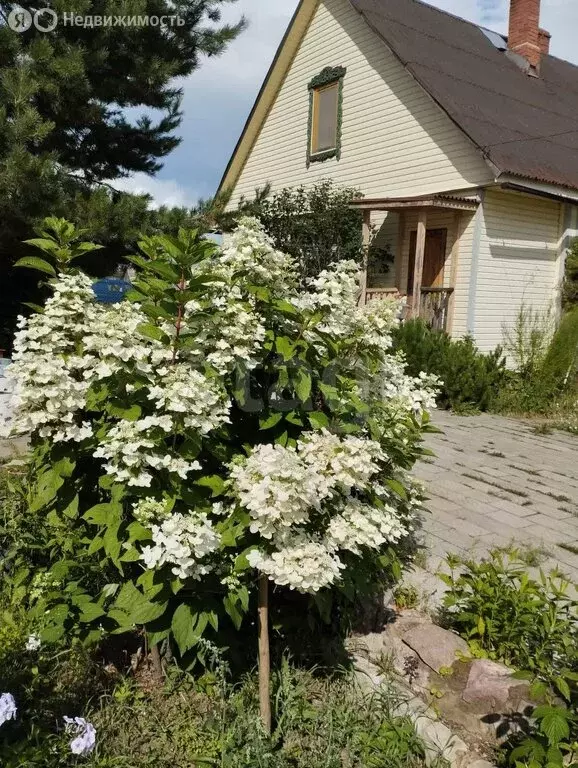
352, 194, 480, 333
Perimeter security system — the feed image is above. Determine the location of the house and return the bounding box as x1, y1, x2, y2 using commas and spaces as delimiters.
218, 0, 578, 350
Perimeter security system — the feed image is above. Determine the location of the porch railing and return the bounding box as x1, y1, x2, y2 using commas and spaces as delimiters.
419, 287, 454, 332
365, 288, 400, 303
363, 286, 454, 332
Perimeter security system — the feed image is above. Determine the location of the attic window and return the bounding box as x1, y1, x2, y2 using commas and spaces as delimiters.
307, 66, 346, 166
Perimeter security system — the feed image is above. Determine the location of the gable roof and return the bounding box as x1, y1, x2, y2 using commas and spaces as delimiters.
349, 0, 578, 191
219, 0, 578, 196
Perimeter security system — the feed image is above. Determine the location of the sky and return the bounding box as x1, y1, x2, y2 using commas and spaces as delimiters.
113, 0, 578, 209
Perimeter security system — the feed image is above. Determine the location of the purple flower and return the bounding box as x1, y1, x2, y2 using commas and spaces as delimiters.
63, 716, 96, 756
0, 693, 17, 726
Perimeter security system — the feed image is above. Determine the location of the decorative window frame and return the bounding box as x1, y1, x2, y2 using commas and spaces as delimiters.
306, 66, 346, 167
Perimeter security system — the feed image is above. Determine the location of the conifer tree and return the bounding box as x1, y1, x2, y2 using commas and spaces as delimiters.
0, 1, 245, 350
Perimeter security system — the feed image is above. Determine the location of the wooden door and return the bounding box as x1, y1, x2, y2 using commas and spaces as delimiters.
407, 228, 447, 294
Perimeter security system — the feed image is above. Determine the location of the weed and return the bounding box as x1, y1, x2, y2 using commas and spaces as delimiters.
544, 491, 572, 503
461, 471, 529, 498
393, 585, 419, 610
440, 548, 578, 682
557, 542, 578, 556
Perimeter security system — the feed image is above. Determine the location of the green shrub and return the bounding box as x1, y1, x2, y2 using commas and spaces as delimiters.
391, 319, 506, 411
563, 240, 578, 310
440, 549, 578, 768
440, 548, 578, 682
493, 308, 578, 418
540, 308, 578, 391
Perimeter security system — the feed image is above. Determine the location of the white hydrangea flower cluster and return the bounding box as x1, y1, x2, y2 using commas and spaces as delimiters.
140, 512, 220, 580
296, 261, 360, 336
185, 286, 267, 376
230, 429, 416, 593
131, 497, 172, 526
229, 443, 327, 539
218, 217, 298, 297
356, 298, 402, 353
297, 429, 385, 492
247, 535, 345, 593
326, 498, 408, 555
147, 363, 230, 431
3, 273, 96, 441
82, 300, 171, 380
370, 355, 439, 417
230, 432, 387, 540
94, 417, 201, 487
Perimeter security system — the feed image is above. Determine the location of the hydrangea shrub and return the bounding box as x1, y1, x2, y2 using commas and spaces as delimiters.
2, 217, 437, 658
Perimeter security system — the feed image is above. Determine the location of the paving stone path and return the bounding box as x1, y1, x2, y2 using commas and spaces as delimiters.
416, 411, 578, 580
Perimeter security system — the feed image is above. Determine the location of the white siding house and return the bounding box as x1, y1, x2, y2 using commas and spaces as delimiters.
219, 0, 578, 350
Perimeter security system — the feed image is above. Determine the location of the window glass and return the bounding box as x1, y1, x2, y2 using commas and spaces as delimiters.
312, 83, 338, 153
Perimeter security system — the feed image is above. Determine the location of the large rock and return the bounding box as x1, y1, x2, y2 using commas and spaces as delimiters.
462, 659, 530, 708
402, 624, 469, 673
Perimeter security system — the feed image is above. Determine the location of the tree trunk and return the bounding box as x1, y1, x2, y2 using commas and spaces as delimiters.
258, 574, 271, 735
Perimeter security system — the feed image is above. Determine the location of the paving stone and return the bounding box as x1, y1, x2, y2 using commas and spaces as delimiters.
416, 412, 578, 574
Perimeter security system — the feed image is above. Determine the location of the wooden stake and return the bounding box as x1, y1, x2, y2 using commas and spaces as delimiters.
258, 574, 271, 735
150, 643, 164, 682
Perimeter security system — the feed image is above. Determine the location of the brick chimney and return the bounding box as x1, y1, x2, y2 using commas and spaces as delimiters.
508, 0, 545, 72
538, 28, 551, 56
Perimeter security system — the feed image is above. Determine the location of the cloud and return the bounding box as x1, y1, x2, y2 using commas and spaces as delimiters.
111, 173, 197, 209
132, 0, 578, 206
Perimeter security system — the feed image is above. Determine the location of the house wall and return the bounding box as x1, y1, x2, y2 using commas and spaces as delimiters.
228, 0, 492, 205
470, 189, 564, 352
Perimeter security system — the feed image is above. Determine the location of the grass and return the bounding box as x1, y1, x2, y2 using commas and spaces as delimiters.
557, 542, 578, 557
87, 664, 432, 768
0, 463, 432, 768
461, 471, 529, 498
2, 658, 432, 768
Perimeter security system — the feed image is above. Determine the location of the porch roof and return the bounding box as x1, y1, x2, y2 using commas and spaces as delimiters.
349, 193, 480, 213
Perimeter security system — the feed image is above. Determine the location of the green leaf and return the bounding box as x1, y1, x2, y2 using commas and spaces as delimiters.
477, 615, 486, 637
14, 256, 56, 275
129, 599, 167, 625
294, 369, 312, 402
83, 503, 122, 526
554, 676, 571, 702
171, 603, 200, 654
385, 478, 408, 500
78, 602, 106, 623
145, 261, 180, 282
194, 475, 225, 498
106, 403, 142, 421
137, 323, 170, 343
103, 524, 122, 565
275, 336, 294, 361
223, 595, 243, 630
540, 710, 570, 746
22, 302, 45, 313
308, 412, 330, 429
259, 412, 284, 430
62, 494, 79, 519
